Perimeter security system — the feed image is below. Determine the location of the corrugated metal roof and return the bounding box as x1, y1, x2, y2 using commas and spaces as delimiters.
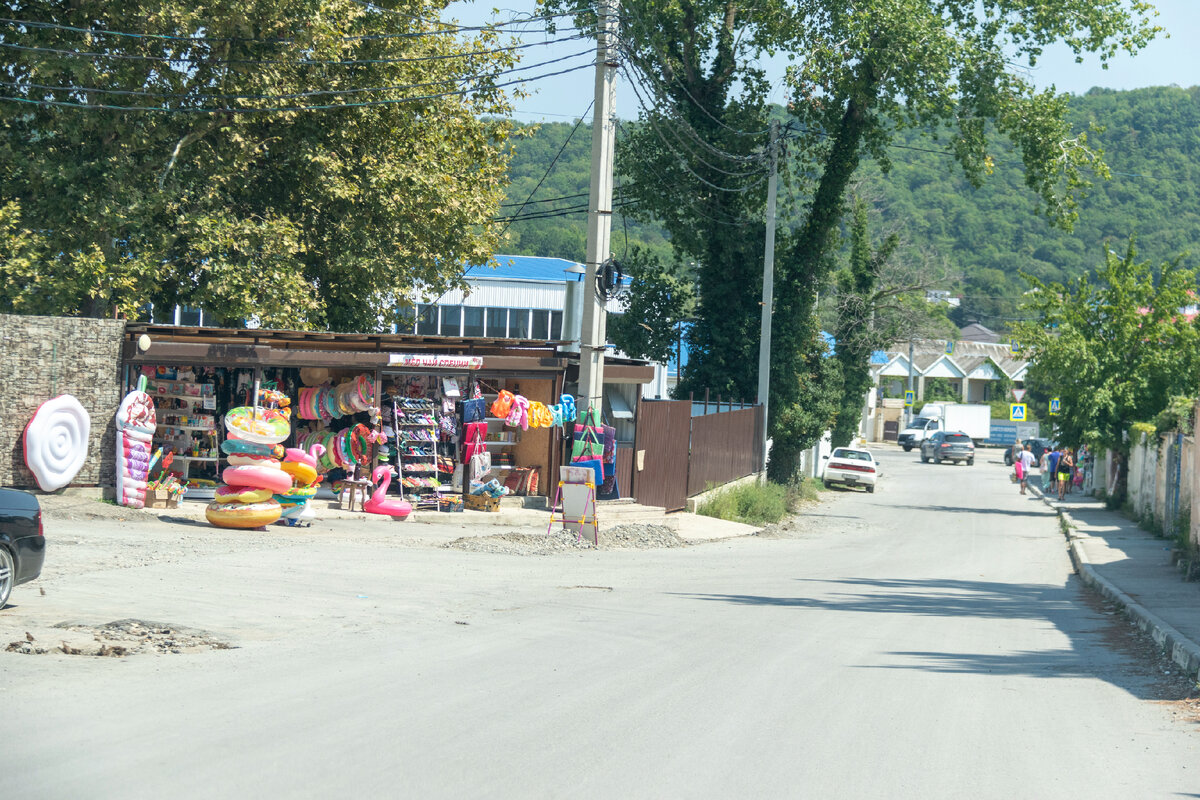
466, 255, 584, 283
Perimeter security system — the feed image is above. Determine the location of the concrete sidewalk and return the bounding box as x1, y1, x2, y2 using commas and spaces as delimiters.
1032, 485, 1200, 682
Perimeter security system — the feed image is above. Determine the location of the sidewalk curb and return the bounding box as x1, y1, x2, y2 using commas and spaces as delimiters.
1031, 485, 1200, 682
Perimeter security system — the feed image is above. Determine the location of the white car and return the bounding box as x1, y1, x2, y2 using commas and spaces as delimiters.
822, 447, 879, 493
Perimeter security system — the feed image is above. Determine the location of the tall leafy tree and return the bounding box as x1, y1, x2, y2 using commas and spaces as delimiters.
606, 247, 695, 364
1015, 239, 1200, 503
765, 0, 1159, 481
0, 0, 519, 329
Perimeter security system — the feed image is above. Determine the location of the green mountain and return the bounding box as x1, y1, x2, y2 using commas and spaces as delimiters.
500, 86, 1200, 330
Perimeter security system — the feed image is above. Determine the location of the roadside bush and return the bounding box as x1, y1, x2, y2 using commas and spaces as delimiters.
697, 481, 790, 525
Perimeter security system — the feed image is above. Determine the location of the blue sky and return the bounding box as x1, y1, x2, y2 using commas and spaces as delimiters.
447, 0, 1199, 122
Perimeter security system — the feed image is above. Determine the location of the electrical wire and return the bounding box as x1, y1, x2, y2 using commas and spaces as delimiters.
0, 62, 594, 113
496, 98, 592, 236
0, 48, 595, 102
0, 31, 591, 68
0, 11, 580, 44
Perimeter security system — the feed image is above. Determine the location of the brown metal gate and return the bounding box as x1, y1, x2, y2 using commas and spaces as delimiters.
632, 399, 691, 511
687, 406, 764, 497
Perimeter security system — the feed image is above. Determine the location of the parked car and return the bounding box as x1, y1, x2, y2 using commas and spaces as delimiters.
921, 431, 976, 465
0, 488, 45, 609
822, 447, 880, 492
1004, 438, 1053, 466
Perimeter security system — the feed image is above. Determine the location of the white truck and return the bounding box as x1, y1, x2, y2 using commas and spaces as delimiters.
897, 402, 991, 450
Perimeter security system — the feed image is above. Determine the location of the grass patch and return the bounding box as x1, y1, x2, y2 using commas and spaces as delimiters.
696, 479, 819, 526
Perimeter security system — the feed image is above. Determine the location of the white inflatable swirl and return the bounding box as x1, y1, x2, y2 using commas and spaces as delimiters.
23, 395, 91, 491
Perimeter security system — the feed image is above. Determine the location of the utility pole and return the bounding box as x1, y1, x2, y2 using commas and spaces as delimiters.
756, 121, 780, 472
577, 0, 619, 413
906, 337, 915, 426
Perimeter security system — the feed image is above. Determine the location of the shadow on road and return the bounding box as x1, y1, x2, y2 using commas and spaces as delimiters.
883, 504, 1053, 518
672, 576, 1185, 698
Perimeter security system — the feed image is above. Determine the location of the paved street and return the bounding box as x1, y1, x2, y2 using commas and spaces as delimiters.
2, 447, 1197, 798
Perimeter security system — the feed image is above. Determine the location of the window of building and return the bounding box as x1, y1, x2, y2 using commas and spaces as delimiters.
416, 304, 438, 336
440, 304, 462, 337
463, 306, 485, 338
486, 307, 508, 338
508, 309, 529, 339
178, 306, 202, 326
531, 309, 550, 340
395, 304, 416, 334
550, 310, 563, 340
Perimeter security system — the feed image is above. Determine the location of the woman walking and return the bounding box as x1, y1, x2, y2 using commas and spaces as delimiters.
1057, 448, 1075, 501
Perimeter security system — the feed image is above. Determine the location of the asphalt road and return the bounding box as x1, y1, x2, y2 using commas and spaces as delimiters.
3, 447, 1197, 798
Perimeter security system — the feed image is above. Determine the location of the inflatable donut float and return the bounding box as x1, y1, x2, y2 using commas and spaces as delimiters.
227, 453, 282, 469
223, 465, 293, 495
220, 438, 281, 458
206, 500, 282, 529
214, 485, 274, 504
280, 449, 319, 486
224, 406, 292, 445
23, 394, 91, 492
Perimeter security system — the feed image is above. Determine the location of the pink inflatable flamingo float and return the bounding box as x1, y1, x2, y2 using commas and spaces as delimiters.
363, 466, 413, 519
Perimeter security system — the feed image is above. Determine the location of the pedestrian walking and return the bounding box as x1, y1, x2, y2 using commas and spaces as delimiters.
1057, 448, 1074, 501
1039, 449, 1050, 493
1046, 446, 1061, 494
1018, 443, 1036, 495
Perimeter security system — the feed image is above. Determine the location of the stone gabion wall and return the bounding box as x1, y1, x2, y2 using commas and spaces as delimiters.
0, 314, 126, 490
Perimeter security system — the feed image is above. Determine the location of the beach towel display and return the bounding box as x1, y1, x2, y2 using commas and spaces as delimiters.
23, 394, 91, 493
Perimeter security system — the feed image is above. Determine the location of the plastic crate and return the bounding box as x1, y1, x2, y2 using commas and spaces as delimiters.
464, 493, 501, 512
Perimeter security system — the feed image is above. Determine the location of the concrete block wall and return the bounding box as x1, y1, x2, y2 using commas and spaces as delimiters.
0, 314, 126, 490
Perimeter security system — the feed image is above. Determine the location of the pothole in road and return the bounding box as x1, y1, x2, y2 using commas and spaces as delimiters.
5, 619, 233, 657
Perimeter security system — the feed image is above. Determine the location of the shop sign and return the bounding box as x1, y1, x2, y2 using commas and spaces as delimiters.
388, 353, 483, 370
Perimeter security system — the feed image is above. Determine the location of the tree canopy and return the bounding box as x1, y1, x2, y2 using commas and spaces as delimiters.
0, 0, 520, 330
1015, 240, 1200, 476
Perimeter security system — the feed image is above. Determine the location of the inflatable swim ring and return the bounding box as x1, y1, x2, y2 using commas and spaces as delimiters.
280, 459, 318, 486
222, 465, 293, 495
220, 438, 278, 457
227, 453, 282, 469
224, 406, 292, 445
24, 394, 91, 492
214, 485, 273, 504
206, 499, 282, 529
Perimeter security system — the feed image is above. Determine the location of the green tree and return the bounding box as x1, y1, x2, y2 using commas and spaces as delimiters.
0, 0, 519, 330
1015, 239, 1200, 503
607, 248, 695, 364
766, 0, 1160, 482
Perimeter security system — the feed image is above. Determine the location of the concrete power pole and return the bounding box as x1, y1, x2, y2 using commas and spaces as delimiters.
756, 121, 780, 472
577, 0, 619, 412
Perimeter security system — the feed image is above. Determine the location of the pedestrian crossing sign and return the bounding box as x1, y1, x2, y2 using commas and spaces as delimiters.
904, 390, 915, 407
944, 341, 954, 354
1049, 397, 1061, 416
1009, 403, 1027, 422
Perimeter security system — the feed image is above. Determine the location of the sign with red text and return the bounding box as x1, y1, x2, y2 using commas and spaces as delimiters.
388, 353, 483, 370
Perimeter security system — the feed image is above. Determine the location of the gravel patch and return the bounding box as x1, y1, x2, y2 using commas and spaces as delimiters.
37, 493, 155, 524
445, 523, 687, 555
5, 619, 231, 657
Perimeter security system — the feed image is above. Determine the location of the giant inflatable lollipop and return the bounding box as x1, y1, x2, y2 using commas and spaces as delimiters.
206, 391, 293, 529
24, 394, 91, 492
115, 377, 156, 507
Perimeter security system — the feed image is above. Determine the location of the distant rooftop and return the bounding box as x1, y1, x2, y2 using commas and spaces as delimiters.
959, 323, 1001, 343
465, 255, 584, 283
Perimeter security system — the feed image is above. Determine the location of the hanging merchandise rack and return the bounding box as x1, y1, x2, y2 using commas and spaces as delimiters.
393, 397, 444, 508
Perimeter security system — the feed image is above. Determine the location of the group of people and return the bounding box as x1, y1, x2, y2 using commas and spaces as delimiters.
1013, 441, 1087, 500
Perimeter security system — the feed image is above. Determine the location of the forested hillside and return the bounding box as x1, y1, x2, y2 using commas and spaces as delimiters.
501, 86, 1200, 331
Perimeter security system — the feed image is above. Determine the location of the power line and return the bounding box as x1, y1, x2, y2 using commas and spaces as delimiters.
0, 62, 595, 113
0, 31, 591, 68
0, 48, 595, 102
0, 11, 579, 44
497, 98, 593, 237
